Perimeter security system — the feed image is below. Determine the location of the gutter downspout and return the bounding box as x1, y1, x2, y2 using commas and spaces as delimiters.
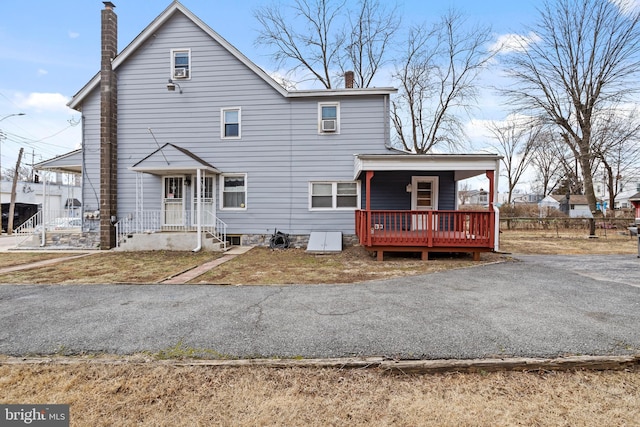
192, 168, 202, 252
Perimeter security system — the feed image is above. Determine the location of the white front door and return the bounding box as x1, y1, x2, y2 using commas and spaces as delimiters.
163, 176, 184, 226
191, 175, 216, 226
411, 176, 439, 230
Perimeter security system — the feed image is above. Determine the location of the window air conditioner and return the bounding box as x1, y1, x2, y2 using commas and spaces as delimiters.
321, 119, 337, 132
174, 68, 188, 79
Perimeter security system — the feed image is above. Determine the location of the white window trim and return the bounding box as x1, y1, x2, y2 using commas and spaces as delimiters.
411, 176, 439, 210
309, 181, 360, 211
221, 107, 242, 139
171, 48, 191, 80
318, 102, 340, 135
220, 173, 247, 210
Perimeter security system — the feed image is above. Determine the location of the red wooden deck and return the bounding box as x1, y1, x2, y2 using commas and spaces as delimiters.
355, 210, 495, 261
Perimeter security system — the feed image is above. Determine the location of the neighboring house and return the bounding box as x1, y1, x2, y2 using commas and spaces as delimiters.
629, 193, 640, 221
539, 194, 593, 218
41, 1, 501, 259
459, 189, 488, 206
1, 173, 82, 233
603, 189, 640, 210
504, 193, 544, 205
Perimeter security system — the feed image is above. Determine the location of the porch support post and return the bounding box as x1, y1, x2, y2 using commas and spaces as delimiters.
40, 173, 47, 246
193, 168, 202, 252
366, 171, 374, 246
486, 170, 495, 209
365, 170, 374, 211
486, 169, 499, 251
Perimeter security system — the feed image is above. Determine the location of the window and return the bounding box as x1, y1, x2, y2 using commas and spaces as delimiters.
171, 49, 190, 79
318, 102, 340, 134
310, 182, 359, 209
221, 174, 246, 209
221, 108, 241, 139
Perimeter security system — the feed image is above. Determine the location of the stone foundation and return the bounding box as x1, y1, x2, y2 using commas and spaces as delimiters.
18, 231, 100, 250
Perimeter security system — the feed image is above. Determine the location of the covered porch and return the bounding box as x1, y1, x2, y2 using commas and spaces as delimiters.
353, 154, 501, 261
120, 143, 227, 250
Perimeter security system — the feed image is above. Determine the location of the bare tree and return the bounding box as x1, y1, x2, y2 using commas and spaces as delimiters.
502, 0, 640, 230
591, 106, 640, 208
391, 10, 494, 153
487, 118, 541, 204
254, 0, 399, 89
341, 0, 400, 88
529, 130, 564, 196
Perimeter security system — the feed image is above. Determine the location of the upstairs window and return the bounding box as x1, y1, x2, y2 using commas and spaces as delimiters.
171, 49, 190, 79
318, 102, 340, 134
222, 108, 241, 139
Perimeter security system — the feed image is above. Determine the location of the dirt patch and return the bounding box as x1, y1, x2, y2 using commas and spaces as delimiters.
0, 362, 638, 426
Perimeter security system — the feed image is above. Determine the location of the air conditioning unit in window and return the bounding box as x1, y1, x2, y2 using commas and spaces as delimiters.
174, 68, 188, 79
321, 119, 337, 132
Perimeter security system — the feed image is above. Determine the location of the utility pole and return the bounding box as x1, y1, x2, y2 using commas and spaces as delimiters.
7, 147, 23, 235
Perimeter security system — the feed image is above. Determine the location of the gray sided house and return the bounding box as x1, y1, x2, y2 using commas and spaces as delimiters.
62, 1, 500, 258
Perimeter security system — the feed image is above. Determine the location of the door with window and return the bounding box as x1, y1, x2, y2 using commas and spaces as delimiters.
163, 177, 184, 226
411, 176, 438, 230
191, 175, 216, 226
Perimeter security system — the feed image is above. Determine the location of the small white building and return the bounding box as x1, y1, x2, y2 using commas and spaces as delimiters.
539, 194, 593, 218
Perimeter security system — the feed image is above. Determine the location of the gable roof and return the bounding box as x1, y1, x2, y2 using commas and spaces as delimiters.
550, 194, 590, 205
131, 143, 220, 175
68, 1, 395, 110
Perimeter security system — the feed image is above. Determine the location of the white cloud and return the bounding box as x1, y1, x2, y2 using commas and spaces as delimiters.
37, 69, 48, 76
613, 0, 640, 14
491, 32, 541, 54
68, 31, 80, 39
15, 92, 72, 113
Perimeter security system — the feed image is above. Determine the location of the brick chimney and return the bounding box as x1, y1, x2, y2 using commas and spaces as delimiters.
344, 71, 354, 89
100, 1, 118, 249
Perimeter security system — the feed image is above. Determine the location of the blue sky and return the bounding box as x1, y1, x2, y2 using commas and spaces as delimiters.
0, 0, 541, 176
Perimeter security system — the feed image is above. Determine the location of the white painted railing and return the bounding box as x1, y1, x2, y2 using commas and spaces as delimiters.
115, 210, 227, 249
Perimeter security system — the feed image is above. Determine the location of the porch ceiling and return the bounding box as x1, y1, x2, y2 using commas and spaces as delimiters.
130, 143, 220, 176
354, 153, 502, 181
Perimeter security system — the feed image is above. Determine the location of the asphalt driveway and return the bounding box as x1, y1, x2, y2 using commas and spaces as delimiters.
0, 254, 638, 359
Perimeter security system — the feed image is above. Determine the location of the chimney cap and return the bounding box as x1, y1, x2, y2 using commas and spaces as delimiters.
103, 1, 116, 9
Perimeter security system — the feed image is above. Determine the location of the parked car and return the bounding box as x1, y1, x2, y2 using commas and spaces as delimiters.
34, 217, 82, 232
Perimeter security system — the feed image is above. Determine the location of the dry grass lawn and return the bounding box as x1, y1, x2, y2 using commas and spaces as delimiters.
1, 362, 638, 426
0, 251, 217, 284
1, 230, 639, 425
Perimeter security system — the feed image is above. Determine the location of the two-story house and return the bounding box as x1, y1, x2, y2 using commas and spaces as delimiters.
39, 1, 501, 260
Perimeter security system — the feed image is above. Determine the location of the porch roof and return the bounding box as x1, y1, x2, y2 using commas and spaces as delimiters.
35, 149, 82, 174
130, 143, 220, 175
354, 153, 502, 181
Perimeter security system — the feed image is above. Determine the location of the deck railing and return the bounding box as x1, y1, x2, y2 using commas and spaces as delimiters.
355, 210, 495, 248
